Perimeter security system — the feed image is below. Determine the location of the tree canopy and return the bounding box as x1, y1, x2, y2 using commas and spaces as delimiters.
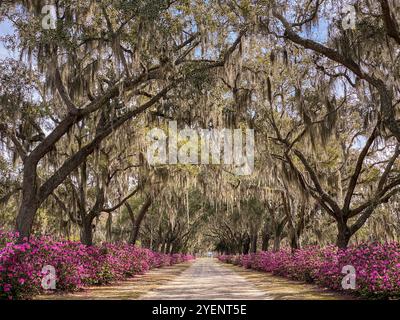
1, 0, 400, 252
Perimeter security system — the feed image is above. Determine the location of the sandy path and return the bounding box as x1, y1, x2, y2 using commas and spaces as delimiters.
36, 258, 348, 300
141, 258, 270, 300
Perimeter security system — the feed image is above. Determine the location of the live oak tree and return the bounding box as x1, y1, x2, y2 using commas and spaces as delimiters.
0, 0, 245, 241
259, 65, 400, 248
262, 0, 400, 143
53, 141, 142, 245
1, 0, 400, 251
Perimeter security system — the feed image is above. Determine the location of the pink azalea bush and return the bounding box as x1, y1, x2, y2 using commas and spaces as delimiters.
218, 243, 400, 299
0, 230, 194, 300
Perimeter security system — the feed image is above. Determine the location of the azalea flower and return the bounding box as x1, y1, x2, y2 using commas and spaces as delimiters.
0, 230, 194, 300
219, 242, 400, 299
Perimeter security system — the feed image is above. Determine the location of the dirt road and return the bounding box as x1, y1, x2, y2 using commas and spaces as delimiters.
141, 258, 270, 300
36, 258, 347, 300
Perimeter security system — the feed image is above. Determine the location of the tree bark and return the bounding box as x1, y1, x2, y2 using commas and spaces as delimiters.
272, 217, 287, 252
261, 232, 270, 251
80, 217, 94, 246
79, 185, 104, 246
250, 233, 258, 253
336, 222, 352, 249
289, 234, 300, 251
273, 235, 281, 252
242, 234, 250, 254
15, 162, 40, 242
165, 240, 172, 254
129, 196, 152, 245
106, 212, 112, 242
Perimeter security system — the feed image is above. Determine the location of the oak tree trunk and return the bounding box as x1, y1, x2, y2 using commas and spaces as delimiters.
80, 217, 94, 246
250, 233, 258, 253
261, 233, 270, 251
129, 197, 152, 245
273, 235, 282, 252
336, 222, 352, 249
16, 162, 40, 242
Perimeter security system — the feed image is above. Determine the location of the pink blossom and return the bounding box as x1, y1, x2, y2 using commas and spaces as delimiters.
219, 243, 400, 299
0, 229, 194, 300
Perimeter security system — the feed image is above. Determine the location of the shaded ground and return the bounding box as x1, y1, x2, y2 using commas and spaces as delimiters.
141, 258, 269, 300
221, 262, 355, 300
36, 258, 352, 300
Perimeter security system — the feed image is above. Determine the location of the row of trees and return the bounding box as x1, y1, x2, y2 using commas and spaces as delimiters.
1, 0, 400, 251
